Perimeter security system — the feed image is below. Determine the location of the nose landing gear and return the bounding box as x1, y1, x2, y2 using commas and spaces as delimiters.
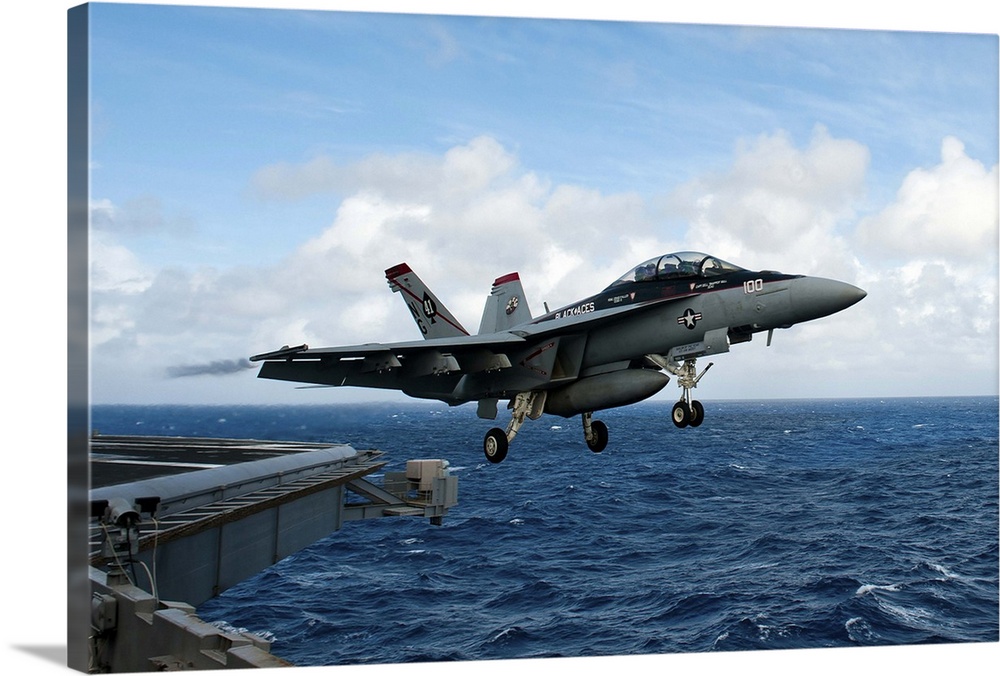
671, 399, 704, 428
667, 358, 712, 428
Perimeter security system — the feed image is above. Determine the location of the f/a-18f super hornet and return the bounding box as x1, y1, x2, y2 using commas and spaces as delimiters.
250, 252, 866, 463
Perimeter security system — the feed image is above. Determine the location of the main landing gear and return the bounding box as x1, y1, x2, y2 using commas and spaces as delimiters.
582, 412, 609, 453
667, 357, 713, 429
482, 390, 540, 464
482, 391, 608, 464
481, 357, 713, 464
483, 428, 510, 464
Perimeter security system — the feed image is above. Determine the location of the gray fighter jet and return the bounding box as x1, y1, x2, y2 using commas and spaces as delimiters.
250, 251, 866, 463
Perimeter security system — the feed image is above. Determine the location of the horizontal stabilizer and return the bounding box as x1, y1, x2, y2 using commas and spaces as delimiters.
249, 344, 309, 362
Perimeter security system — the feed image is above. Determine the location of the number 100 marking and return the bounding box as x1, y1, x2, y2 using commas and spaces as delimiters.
743, 279, 763, 294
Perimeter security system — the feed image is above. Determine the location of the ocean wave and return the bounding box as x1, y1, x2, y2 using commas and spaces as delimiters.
856, 583, 903, 596
107, 397, 997, 666
845, 616, 879, 643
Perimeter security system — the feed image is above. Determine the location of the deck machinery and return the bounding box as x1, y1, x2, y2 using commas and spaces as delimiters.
86, 434, 457, 672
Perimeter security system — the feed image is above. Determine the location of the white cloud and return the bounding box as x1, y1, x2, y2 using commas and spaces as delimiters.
89, 230, 153, 294
91, 136, 667, 402
252, 135, 660, 325
669, 125, 869, 278
88, 132, 998, 404
299, 195, 434, 262
849, 257, 998, 395
661, 128, 997, 397
90, 196, 194, 237
856, 136, 999, 259
845, 138, 999, 395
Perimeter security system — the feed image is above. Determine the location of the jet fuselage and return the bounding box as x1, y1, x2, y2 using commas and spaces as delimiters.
251, 251, 866, 462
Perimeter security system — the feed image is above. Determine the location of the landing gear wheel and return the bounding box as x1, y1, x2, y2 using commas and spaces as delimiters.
665, 357, 713, 430
483, 428, 509, 464
671, 401, 690, 428
689, 400, 705, 427
587, 420, 609, 453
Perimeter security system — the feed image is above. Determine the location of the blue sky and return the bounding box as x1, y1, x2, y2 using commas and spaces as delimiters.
90, 7, 996, 266
77, 1, 999, 405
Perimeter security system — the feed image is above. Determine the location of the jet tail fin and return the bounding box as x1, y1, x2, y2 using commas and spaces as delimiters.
478, 272, 532, 334
385, 263, 469, 339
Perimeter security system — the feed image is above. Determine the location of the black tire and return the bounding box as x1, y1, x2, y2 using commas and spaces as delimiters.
483, 428, 509, 463
689, 400, 705, 427
671, 401, 690, 428
587, 420, 609, 453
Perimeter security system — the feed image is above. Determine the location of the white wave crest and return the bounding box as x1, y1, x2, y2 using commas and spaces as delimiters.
856, 582, 902, 596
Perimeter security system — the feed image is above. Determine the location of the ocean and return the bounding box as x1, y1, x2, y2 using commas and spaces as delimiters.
91, 397, 999, 666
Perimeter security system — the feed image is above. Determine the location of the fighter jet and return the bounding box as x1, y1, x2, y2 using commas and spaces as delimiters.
250, 251, 866, 463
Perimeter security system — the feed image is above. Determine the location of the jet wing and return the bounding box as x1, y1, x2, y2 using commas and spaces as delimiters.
250, 332, 527, 363
249, 333, 529, 393
250, 293, 697, 398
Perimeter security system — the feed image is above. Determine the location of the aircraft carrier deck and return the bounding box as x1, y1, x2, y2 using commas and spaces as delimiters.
84, 433, 458, 672
89, 434, 360, 488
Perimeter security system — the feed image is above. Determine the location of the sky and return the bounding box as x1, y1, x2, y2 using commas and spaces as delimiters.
80, 2, 999, 406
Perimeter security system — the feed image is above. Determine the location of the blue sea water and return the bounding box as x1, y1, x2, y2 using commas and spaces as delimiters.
91, 397, 999, 665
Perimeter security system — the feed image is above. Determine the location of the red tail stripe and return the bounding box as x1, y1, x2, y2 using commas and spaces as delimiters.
385, 263, 412, 279
493, 272, 520, 286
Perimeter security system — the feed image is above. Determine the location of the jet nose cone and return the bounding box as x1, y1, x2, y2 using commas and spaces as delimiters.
791, 277, 867, 323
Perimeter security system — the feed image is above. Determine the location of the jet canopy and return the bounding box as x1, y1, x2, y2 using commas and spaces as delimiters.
606, 251, 745, 290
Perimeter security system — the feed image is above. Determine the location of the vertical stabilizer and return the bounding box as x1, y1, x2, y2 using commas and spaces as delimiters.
385, 263, 469, 339
478, 272, 533, 334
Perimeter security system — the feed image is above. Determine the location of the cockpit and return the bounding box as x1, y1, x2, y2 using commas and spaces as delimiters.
605, 251, 745, 290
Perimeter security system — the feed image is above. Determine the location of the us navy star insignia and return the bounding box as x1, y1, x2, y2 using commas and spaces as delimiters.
677, 308, 702, 329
